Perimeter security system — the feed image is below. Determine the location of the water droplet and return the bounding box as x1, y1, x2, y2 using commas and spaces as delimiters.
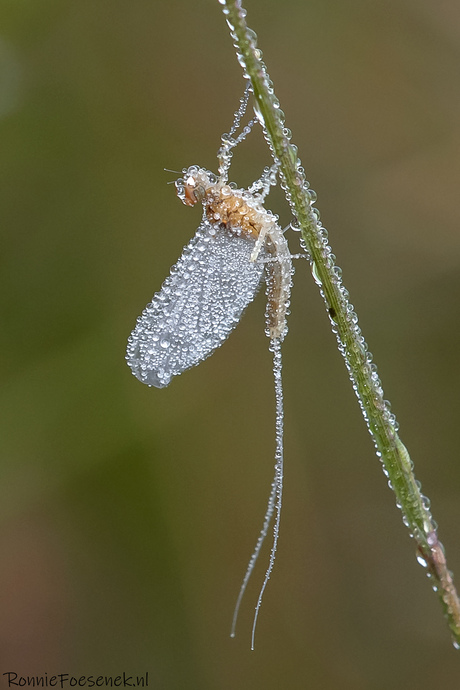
416, 554, 428, 568
426, 531, 438, 547
252, 99, 265, 126
311, 262, 322, 286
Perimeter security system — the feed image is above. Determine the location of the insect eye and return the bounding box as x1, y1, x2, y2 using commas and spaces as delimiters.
181, 178, 199, 206
188, 181, 207, 205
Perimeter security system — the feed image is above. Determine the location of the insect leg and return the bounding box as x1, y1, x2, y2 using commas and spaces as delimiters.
218, 83, 255, 180
250, 224, 269, 262
248, 160, 280, 201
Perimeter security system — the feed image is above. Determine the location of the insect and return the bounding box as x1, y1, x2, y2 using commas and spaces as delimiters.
126, 85, 293, 648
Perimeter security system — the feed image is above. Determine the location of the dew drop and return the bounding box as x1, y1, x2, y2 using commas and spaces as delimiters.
237, 53, 246, 68
416, 554, 428, 568
426, 531, 438, 547
253, 99, 265, 126
311, 262, 322, 286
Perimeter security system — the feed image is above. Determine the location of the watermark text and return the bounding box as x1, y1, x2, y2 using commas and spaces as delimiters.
2, 673, 149, 689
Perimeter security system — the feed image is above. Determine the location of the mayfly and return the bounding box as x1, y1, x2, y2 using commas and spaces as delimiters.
126, 85, 293, 649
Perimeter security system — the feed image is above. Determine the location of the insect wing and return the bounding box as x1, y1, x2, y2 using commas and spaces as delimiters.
126, 221, 264, 387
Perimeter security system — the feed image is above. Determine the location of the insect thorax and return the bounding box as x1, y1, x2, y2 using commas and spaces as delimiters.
175, 166, 277, 242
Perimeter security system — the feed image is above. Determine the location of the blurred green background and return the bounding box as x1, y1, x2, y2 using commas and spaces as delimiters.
2, 0, 460, 687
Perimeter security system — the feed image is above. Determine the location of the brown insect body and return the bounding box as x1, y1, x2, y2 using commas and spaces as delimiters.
176, 167, 292, 340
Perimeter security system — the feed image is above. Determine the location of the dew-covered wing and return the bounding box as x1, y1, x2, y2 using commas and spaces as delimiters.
126, 221, 264, 387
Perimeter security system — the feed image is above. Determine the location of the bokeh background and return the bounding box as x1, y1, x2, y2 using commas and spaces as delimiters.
2, 0, 460, 687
